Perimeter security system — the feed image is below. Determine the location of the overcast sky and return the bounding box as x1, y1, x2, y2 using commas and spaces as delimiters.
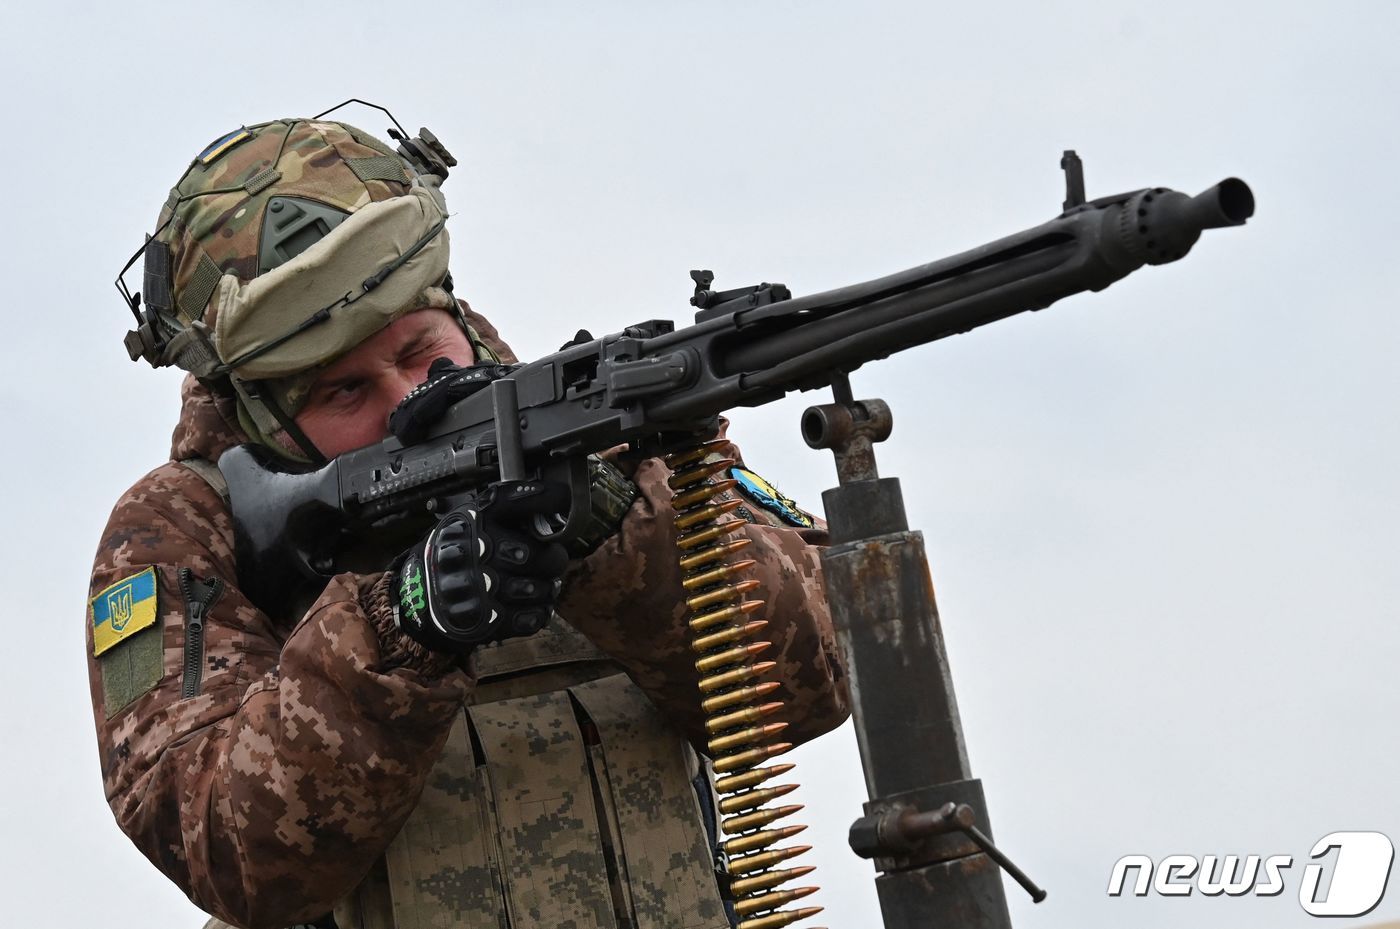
1, 2, 1396, 927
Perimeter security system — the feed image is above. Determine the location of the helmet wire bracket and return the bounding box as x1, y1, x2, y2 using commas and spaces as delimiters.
313, 98, 457, 181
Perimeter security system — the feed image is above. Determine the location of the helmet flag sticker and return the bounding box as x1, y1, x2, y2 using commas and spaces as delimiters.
197, 128, 253, 165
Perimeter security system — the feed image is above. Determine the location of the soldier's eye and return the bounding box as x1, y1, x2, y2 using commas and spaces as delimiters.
326, 380, 365, 404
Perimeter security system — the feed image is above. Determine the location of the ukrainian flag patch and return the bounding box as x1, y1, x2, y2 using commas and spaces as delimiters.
731, 466, 814, 528
91, 567, 159, 656
197, 128, 252, 165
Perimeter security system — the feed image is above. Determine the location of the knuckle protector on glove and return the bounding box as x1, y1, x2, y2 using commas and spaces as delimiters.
388, 359, 517, 446
392, 481, 569, 653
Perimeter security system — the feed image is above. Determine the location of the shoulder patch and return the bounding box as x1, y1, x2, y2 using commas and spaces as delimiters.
197, 127, 252, 165
730, 466, 814, 529
91, 567, 159, 656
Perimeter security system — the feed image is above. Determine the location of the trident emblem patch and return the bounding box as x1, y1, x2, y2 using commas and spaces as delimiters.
108, 587, 134, 632
91, 567, 159, 656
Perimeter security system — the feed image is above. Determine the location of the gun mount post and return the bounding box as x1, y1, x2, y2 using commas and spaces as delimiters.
804, 373, 1041, 928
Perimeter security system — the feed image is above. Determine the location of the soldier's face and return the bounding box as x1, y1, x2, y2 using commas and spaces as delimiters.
293, 308, 476, 458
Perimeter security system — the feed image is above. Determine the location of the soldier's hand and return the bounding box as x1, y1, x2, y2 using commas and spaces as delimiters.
388, 357, 515, 446
391, 480, 569, 652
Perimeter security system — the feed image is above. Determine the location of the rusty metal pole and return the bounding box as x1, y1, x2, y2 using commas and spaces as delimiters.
804, 375, 1035, 929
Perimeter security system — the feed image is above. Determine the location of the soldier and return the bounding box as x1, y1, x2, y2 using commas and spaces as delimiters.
89, 113, 849, 929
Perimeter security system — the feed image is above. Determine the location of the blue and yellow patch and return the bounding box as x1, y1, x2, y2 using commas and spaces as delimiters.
197, 128, 252, 165
730, 466, 814, 528
91, 568, 159, 656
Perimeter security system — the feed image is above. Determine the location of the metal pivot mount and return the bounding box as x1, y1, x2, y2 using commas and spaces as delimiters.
802, 373, 1043, 929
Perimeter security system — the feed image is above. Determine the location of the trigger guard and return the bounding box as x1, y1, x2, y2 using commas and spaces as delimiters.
531, 457, 591, 544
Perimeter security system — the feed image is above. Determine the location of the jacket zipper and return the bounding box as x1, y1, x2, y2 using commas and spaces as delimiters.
178, 567, 224, 699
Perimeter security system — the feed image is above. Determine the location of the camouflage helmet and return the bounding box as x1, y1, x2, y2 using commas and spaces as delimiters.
119, 111, 464, 461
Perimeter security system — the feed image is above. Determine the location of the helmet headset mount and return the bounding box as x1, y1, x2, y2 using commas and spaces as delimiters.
114, 99, 460, 465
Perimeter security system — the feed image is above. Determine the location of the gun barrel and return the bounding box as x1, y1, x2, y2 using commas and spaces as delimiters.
684, 178, 1253, 401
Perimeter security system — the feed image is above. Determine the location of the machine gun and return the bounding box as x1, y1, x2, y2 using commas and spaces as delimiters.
221, 152, 1253, 929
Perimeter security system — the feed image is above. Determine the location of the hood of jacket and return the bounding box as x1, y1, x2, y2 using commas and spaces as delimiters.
169, 374, 247, 464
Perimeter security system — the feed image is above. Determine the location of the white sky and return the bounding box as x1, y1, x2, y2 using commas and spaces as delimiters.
1, 2, 1396, 927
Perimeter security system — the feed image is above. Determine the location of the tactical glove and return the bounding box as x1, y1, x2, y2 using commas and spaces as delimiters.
389, 357, 514, 446
391, 480, 569, 653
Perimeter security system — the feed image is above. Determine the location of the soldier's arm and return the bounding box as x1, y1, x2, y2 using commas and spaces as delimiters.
87, 462, 471, 929
558, 427, 851, 749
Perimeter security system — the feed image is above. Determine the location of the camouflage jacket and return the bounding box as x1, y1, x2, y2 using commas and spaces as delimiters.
86, 307, 849, 929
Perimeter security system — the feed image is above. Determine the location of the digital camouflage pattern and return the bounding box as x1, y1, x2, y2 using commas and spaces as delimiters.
88, 305, 849, 929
